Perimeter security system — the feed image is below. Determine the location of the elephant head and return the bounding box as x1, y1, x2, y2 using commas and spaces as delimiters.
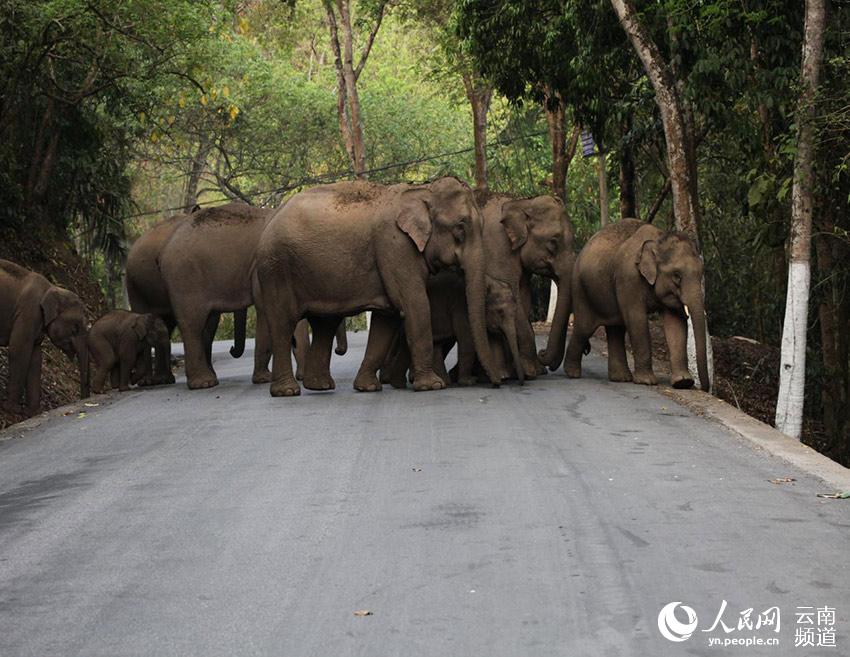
499, 196, 576, 370
41, 286, 90, 398
637, 233, 709, 391
395, 176, 499, 385
135, 314, 170, 350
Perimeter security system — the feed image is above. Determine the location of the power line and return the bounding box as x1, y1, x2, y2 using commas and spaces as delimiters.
126, 129, 548, 220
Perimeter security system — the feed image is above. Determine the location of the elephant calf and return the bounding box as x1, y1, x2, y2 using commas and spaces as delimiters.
88, 310, 170, 393
0, 259, 89, 416
380, 271, 524, 388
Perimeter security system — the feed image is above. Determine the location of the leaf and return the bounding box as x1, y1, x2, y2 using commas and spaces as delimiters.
353, 610, 373, 617
769, 477, 796, 484
84, 402, 99, 407
77, 412, 87, 419
816, 491, 850, 499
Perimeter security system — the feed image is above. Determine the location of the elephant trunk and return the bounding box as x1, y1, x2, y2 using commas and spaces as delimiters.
230, 308, 247, 358
73, 334, 90, 398
465, 259, 501, 386
538, 275, 572, 372
335, 320, 348, 355
683, 286, 710, 392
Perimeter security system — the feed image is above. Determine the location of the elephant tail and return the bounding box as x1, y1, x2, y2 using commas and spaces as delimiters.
230, 308, 247, 358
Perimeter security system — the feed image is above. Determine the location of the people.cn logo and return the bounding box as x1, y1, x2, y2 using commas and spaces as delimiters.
658, 602, 699, 642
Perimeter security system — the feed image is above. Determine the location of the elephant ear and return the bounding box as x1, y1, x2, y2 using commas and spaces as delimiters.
132, 315, 148, 339
396, 195, 432, 253
40, 287, 63, 326
637, 240, 658, 285
500, 203, 529, 251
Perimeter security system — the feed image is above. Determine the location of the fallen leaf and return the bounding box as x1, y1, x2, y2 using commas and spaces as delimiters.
816, 491, 850, 499
769, 477, 796, 484
84, 402, 99, 407
353, 610, 373, 617
77, 412, 87, 419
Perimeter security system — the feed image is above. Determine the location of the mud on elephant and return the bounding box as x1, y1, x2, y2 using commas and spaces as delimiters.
564, 219, 710, 391
0, 259, 89, 416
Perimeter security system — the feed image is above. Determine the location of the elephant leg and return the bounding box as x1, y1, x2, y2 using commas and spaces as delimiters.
387, 337, 411, 389
455, 331, 477, 386
202, 312, 221, 369
252, 307, 272, 384
23, 344, 42, 416
131, 349, 148, 386
354, 313, 400, 392
110, 366, 120, 390
606, 325, 633, 382
262, 286, 300, 397
177, 311, 219, 390
517, 287, 545, 377
432, 345, 451, 386
623, 306, 657, 386
564, 316, 595, 379
118, 339, 137, 392
303, 316, 337, 391
292, 319, 309, 381
145, 316, 175, 386
663, 309, 694, 389
394, 285, 444, 392
3, 325, 35, 414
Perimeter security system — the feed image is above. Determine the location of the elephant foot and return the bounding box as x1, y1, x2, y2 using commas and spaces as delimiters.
564, 363, 582, 379
187, 374, 219, 390
608, 369, 633, 383
119, 385, 131, 392
270, 379, 301, 397
671, 372, 695, 389
252, 369, 272, 384
295, 368, 303, 381
354, 372, 382, 392
412, 372, 447, 391
632, 371, 658, 386
457, 375, 477, 387
303, 374, 336, 391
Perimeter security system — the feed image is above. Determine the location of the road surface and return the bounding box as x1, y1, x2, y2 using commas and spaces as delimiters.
0, 334, 847, 656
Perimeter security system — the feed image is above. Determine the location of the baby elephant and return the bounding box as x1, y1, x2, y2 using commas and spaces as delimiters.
88, 310, 170, 393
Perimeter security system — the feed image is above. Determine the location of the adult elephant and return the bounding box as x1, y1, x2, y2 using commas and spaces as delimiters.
478, 194, 576, 378
156, 202, 274, 389
0, 259, 89, 416
254, 177, 500, 396
564, 219, 709, 391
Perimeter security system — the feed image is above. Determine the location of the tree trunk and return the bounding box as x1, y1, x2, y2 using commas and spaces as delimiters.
544, 91, 567, 200
463, 72, 492, 199
619, 128, 638, 218
597, 151, 609, 227
337, 0, 367, 177
775, 0, 826, 439
611, 0, 700, 240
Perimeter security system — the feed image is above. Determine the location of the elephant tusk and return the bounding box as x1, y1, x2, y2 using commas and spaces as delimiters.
684, 304, 690, 318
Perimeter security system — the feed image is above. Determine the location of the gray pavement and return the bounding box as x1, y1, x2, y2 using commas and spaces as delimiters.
0, 333, 847, 657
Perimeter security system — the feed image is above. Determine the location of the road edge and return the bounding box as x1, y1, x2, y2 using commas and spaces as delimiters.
662, 386, 850, 492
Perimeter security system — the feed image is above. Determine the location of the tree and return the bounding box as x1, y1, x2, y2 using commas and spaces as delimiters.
775, 0, 827, 439
323, 0, 387, 177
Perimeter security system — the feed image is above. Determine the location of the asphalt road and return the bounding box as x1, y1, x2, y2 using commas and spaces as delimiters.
0, 333, 847, 657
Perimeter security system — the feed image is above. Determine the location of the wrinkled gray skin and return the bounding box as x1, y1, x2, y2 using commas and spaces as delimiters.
381, 272, 525, 388
564, 219, 710, 391
254, 177, 500, 397
88, 310, 170, 393
0, 259, 89, 416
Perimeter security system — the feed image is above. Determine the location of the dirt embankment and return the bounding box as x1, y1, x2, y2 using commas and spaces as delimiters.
1, 224, 106, 430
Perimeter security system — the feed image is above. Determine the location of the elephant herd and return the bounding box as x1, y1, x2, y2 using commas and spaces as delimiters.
0, 176, 710, 419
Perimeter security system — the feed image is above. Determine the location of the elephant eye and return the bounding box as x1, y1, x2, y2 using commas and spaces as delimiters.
548, 238, 558, 254
452, 223, 466, 243
672, 272, 682, 285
